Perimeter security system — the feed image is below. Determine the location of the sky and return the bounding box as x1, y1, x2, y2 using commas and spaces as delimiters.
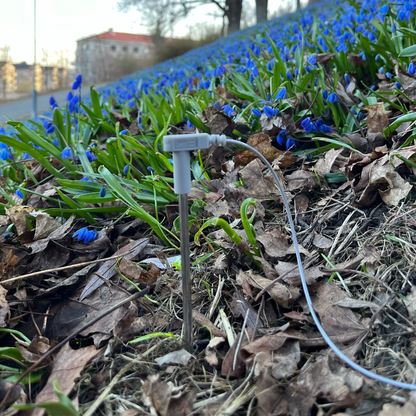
0, 0, 295, 66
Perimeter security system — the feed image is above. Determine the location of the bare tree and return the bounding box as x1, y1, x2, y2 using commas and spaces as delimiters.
118, 0, 244, 36
255, 0, 268, 23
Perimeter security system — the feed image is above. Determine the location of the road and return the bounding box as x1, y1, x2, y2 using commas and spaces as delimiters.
0, 85, 102, 124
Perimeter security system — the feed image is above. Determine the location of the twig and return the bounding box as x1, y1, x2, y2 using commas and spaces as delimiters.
0, 288, 150, 409
0, 252, 134, 286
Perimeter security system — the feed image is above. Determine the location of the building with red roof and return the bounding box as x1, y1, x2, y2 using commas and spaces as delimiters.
76, 30, 156, 83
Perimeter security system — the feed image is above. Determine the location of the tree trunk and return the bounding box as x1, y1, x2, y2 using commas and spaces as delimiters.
297, 0, 301, 10
307, 0, 321, 5
255, 0, 268, 23
225, 0, 243, 33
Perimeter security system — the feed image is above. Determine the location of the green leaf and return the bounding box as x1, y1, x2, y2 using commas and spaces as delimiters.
399, 44, 416, 57
185, 111, 210, 133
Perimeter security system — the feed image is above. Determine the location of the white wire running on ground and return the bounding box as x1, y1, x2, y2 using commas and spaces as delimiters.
223, 137, 416, 391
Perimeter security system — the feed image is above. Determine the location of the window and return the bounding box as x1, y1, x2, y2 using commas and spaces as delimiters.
82, 44, 88, 50
134, 47, 139, 53
111, 45, 116, 51
123, 46, 128, 52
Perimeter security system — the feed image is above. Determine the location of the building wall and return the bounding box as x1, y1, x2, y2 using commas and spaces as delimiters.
76, 37, 154, 84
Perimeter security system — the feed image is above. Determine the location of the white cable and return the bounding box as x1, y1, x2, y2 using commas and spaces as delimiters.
224, 138, 416, 390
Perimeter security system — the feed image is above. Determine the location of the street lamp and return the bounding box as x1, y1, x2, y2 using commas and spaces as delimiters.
31, 0, 37, 118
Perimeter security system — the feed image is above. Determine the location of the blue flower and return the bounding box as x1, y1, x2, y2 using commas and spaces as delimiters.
216, 65, 226, 77
15, 189, 24, 199
66, 91, 73, 101
147, 166, 155, 172
99, 187, 106, 197
0, 148, 12, 160
379, 67, 384, 74
276, 87, 286, 101
379, 4, 389, 15
344, 74, 350, 84
72, 74, 82, 90
286, 138, 296, 150
252, 67, 259, 77
327, 92, 339, 103
263, 106, 278, 118
409, 62, 415, 76
61, 146, 74, 160
252, 108, 262, 117
73, 227, 97, 244
322, 90, 328, 101
46, 125, 55, 134
277, 130, 286, 146
386, 72, 392, 79
120, 129, 128, 135
49, 96, 56, 106
85, 150, 97, 162
316, 119, 332, 133
308, 55, 317, 65
395, 81, 402, 89
123, 165, 129, 175
301, 117, 317, 134
222, 104, 236, 117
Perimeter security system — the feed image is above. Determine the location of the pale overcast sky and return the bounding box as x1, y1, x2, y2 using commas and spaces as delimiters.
0, 0, 295, 65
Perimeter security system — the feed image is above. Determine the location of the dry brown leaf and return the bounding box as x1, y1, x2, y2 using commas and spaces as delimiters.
274, 261, 321, 285
230, 290, 262, 330
235, 133, 296, 168
155, 349, 193, 366
256, 228, 289, 260
205, 337, 225, 366
296, 351, 366, 404
311, 284, 369, 343
142, 374, 196, 416
379, 392, 416, 416
33, 344, 101, 416
5, 205, 34, 235
358, 154, 412, 206
0, 285, 9, 327
117, 257, 144, 281
192, 310, 226, 338
32, 212, 61, 241
362, 103, 390, 134
244, 269, 301, 308
285, 169, 319, 192
80, 238, 149, 300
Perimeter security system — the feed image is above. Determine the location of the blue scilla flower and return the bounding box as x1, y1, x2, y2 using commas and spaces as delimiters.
168, 158, 173, 164
72, 74, 82, 90
395, 81, 402, 89
73, 227, 97, 244
120, 129, 128, 135
123, 165, 129, 175
186, 118, 194, 129
85, 150, 97, 162
375, 54, 381, 61
308, 55, 317, 65
379, 67, 384, 74
66, 91, 73, 101
327, 92, 339, 103
222, 104, 236, 117
52, 139, 59, 146
81, 176, 93, 182
344, 74, 350, 84
386, 72, 392, 79
216, 65, 226, 77
252, 108, 262, 117
277, 130, 286, 146
379, 4, 389, 15
286, 138, 296, 150
358, 112, 364, 121
62, 146, 74, 160
0, 147, 12, 160
49, 96, 56, 106
409, 62, 416, 76
276, 87, 286, 101
316, 119, 332, 133
22, 153, 31, 159
286, 71, 292, 81
214, 102, 220, 110
147, 166, 155, 173
252, 66, 259, 77
99, 187, 106, 197
301, 117, 317, 134
128, 100, 135, 107
322, 90, 328, 101
15, 189, 24, 199
263, 106, 278, 118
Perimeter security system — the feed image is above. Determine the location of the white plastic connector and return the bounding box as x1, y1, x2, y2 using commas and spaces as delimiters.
163, 133, 226, 194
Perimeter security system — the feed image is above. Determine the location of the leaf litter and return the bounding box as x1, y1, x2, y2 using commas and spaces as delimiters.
4, 103, 416, 416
